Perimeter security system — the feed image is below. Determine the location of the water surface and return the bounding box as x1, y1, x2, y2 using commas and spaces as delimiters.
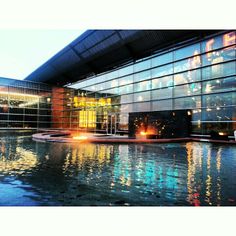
0, 133, 236, 206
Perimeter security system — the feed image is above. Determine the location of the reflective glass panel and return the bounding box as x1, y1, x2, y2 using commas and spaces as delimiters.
9, 114, 24, 121
174, 69, 201, 85
134, 80, 151, 92
86, 77, 97, 87
151, 64, 173, 78
201, 46, 236, 66
151, 52, 173, 67
152, 99, 172, 111
118, 84, 133, 94
104, 79, 119, 90
202, 92, 235, 107
134, 91, 150, 102
134, 59, 151, 72
174, 82, 201, 97
191, 122, 202, 134
152, 75, 173, 89
120, 104, 133, 113
119, 64, 133, 76
202, 61, 236, 80
202, 32, 235, 53
174, 43, 201, 60
174, 96, 201, 109
174, 56, 201, 73
133, 102, 151, 112
0, 114, 8, 120
202, 76, 236, 94
191, 109, 202, 121
202, 106, 236, 121
9, 108, 23, 114
201, 122, 234, 135
133, 70, 151, 82
119, 75, 133, 86
120, 94, 133, 104
151, 88, 173, 100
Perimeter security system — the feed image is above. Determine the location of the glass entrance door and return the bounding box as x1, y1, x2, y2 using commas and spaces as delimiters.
107, 114, 117, 135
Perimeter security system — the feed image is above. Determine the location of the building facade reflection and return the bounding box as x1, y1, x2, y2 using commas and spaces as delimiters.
1, 134, 235, 206
0, 138, 37, 175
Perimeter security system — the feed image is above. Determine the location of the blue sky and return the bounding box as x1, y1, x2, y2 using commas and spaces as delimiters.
0, 30, 85, 80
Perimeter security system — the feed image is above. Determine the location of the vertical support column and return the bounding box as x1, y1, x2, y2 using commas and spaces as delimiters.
51, 87, 64, 129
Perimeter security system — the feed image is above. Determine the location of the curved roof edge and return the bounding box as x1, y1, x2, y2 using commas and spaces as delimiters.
25, 30, 221, 85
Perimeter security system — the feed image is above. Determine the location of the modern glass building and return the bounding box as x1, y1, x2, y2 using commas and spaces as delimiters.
0, 30, 235, 138
65, 30, 236, 137
0, 77, 52, 129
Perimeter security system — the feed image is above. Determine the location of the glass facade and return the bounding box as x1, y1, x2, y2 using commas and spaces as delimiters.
68, 31, 236, 136
0, 77, 52, 129
1, 31, 235, 136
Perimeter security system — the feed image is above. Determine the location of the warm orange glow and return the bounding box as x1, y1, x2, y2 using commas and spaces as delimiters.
218, 132, 225, 136
0, 146, 37, 173
79, 110, 96, 128
73, 96, 111, 108
223, 32, 235, 47
140, 131, 147, 136
140, 129, 156, 137
73, 135, 88, 140
0, 91, 39, 98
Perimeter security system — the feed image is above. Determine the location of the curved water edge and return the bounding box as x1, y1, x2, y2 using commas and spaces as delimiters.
32, 132, 236, 145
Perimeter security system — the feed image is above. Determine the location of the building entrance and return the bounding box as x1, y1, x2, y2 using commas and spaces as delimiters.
107, 114, 117, 135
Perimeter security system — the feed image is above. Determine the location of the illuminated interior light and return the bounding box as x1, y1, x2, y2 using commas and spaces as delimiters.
206, 108, 212, 112
205, 84, 212, 93
187, 111, 191, 116
218, 132, 224, 136
73, 135, 88, 140
0, 91, 39, 98
140, 131, 147, 136
216, 80, 220, 83
216, 107, 221, 110
223, 32, 236, 47
19, 101, 39, 108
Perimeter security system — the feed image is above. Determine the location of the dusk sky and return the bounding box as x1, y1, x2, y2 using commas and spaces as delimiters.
0, 30, 84, 80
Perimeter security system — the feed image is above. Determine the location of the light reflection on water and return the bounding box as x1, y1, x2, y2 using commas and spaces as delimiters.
0, 133, 236, 206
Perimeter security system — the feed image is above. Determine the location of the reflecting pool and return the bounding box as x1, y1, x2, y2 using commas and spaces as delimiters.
0, 133, 236, 206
